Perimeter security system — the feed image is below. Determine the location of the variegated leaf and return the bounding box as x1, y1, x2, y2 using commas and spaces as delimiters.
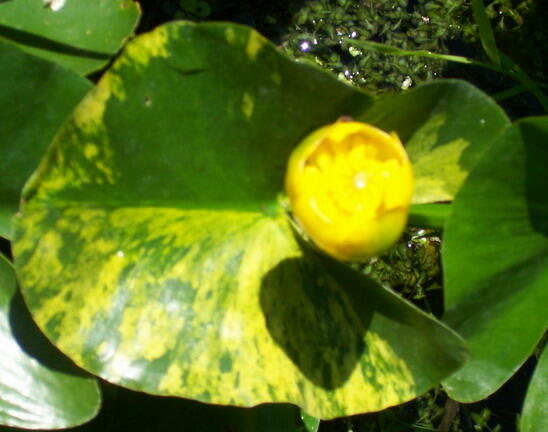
13, 21, 467, 418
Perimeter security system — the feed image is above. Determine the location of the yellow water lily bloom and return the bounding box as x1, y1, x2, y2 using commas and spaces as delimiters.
285, 120, 414, 261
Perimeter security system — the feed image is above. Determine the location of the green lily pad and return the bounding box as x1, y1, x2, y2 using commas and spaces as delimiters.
0, 254, 101, 429
0, 0, 141, 75
0, 40, 91, 239
442, 117, 548, 401
520, 346, 548, 432
13, 21, 467, 418
361, 80, 510, 204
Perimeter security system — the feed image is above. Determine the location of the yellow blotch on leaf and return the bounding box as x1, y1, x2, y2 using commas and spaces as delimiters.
412, 138, 469, 204
245, 30, 265, 60
242, 92, 254, 118
225, 27, 236, 44
84, 144, 98, 159
285, 120, 414, 261
158, 364, 183, 394
271, 72, 282, 85
118, 300, 183, 361
122, 25, 170, 68
73, 72, 125, 135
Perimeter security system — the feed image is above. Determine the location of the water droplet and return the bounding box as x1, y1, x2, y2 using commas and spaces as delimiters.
401, 76, 413, 90
167, 301, 179, 313
44, 0, 66, 11
299, 41, 311, 52
117, 250, 125, 258
479, 118, 486, 125
349, 46, 362, 57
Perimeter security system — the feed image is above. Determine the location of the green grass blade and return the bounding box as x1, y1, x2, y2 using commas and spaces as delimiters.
500, 53, 548, 113
493, 83, 548, 102
471, 0, 501, 66
345, 39, 501, 73
492, 85, 529, 102
346, 39, 548, 113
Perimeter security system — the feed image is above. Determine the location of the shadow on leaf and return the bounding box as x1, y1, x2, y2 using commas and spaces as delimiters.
260, 249, 371, 390
522, 121, 548, 237
0, 25, 111, 60
8, 288, 91, 378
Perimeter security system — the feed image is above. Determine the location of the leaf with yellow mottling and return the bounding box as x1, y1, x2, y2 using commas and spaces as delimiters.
12, 21, 469, 419
14, 206, 466, 418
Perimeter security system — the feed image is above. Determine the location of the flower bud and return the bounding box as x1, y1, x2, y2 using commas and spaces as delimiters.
285, 120, 414, 261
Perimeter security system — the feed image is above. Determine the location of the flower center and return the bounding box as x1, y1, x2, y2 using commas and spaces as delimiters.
353, 171, 367, 189
302, 136, 403, 219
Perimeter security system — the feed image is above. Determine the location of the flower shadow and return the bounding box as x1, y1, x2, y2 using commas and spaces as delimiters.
259, 245, 373, 390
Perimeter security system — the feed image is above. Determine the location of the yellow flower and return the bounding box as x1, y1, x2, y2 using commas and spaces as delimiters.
285, 120, 414, 261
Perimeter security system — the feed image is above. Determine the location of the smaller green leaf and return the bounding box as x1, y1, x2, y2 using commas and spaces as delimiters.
520, 346, 548, 432
0, 40, 91, 239
0, 254, 101, 429
0, 0, 141, 75
442, 117, 548, 401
